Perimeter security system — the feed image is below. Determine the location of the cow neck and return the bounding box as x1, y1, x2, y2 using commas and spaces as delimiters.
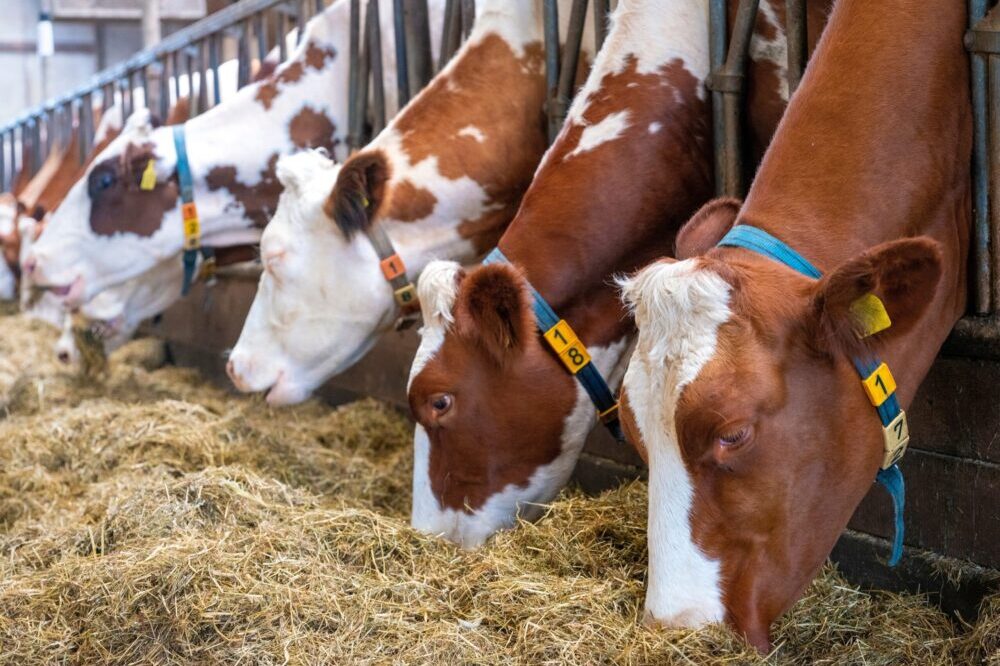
732, 0, 970, 398
175, 2, 350, 243
498, 53, 713, 347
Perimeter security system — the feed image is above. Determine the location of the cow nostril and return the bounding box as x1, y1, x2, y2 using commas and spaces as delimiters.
225, 358, 237, 379
23, 256, 36, 275
57, 351, 71, 364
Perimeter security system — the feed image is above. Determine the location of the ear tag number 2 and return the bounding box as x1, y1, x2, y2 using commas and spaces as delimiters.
543, 319, 591, 375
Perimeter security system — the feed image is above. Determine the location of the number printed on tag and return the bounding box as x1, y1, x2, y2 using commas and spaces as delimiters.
558, 340, 591, 374
544, 320, 577, 354
862, 362, 897, 407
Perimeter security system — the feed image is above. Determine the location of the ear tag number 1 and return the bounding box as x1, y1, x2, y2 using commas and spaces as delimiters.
140, 159, 157, 191
543, 319, 592, 375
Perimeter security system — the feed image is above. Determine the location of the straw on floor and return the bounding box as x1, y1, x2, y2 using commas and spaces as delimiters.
0, 312, 996, 665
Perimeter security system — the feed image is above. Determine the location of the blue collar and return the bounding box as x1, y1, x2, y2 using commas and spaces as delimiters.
173, 125, 215, 296
718, 224, 907, 567
483, 248, 626, 445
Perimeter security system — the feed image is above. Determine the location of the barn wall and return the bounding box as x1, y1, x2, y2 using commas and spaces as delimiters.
150, 271, 1000, 616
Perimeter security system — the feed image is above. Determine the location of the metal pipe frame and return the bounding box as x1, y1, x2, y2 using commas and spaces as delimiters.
785, 0, 807, 96
393, 0, 411, 107
367, 0, 386, 136
438, 0, 462, 72
403, 0, 433, 94
543, 0, 561, 144
460, 0, 475, 40
347, 0, 364, 152
709, 0, 727, 197
707, 0, 760, 198
593, 0, 610, 52
551, 0, 589, 139
968, 0, 992, 315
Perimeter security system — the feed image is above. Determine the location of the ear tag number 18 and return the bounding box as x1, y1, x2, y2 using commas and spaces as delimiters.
543, 319, 591, 375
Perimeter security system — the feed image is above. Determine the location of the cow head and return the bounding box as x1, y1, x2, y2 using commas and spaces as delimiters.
226, 149, 421, 407
26, 108, 181, 304
406, 260, 624, 547
0, 193, 22, 300
617, 200, 944, 651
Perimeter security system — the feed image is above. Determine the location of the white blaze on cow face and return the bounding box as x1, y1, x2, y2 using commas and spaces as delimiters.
228, 151, 387, 404
407, 261, 629, 547
619, 259, 732, 629
31, 0, 443, 308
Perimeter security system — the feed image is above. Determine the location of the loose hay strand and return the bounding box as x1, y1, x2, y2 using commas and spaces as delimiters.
0, 311, 996, 664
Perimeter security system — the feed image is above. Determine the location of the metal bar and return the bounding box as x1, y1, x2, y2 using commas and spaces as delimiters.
438, 0, 461, 71
254, 12, 267, 70
989, 52, 1000, 311
239, 18, 252, 88
297, 0, 307, 46
158, 57, 170, 120
171, 51, 181, 104
393, 0, 411, 107
139, 66, 150, 110
713, 0, 760, 197
970, 0, 991, 314
552, 0, 588, 138
404, 0, 433, 93
209, 34, 222, 107
79, 93, 92, 163
196, 42, 209, 114
709, 0, 727, 197
8, 128, 16, 190
460, 0, 475, 40
543, 0, 561, 144
184, 49, 197, 116
785, 0, 807, 95
32, 119, 42, 177
368, 0, 386, 135
278, 11, 288, 62
0, 133, 6, 192
594, 0, 609, 51
348, 0, 363, 152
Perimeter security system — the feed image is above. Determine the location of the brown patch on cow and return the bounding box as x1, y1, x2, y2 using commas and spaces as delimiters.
288, 106, 337, 150
88, 143, 179, 237
206, 154, 282, 228
254, 42, 337, 110
165, 97, 191, 126
385, 180, 437, 222
380, 35, 547, 245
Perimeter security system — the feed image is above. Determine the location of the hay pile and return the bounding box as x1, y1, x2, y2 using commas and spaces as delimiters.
0, 312, 996, 664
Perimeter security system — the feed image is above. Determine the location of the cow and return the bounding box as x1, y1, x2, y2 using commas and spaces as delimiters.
618, 0, 969, 651
402, 0, 830, 549
26, 0, 444, 312
226, 0, 596, 405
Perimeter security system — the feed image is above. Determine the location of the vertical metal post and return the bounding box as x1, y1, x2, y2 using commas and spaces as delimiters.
785, 0, 807, 96
348, 0, 363, 152
184, 49, 198, 116
708, 0, 759, 197
9, 127, 17, 189
367, 0, 386, 135
278, 12, 288, 62
969, 0, 991, 314
139, 66, 150, 110
543, 0, 561, 144
196, 43, 209, 114
552, 0, 588, 137
296, 0, 307, 46
438, 0, 461, 71
31, 118, 42, 177
158, 57, 171, 119
79, 92, 93, 163
459, 0, 475, 40
238, 19, 252, 89
209, 34, 222, 106
404, 0, 433, 94
0, 133, 6, 192
393, 0, 411, 108
989, 51, 1000, 310
171, 51, 181, 105
593, 0, 609, 52
709, 0, 727, 196
254, 12, 268, 68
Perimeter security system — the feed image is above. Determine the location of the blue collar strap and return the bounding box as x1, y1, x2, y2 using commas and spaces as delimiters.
718, 224, 908, 567
172, 125, 215, 296
483, 248, 626, 444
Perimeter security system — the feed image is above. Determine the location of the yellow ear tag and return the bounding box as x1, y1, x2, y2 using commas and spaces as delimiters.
361, 196, 370, 209
140, 159, 157, 191
851, 293, 892, 338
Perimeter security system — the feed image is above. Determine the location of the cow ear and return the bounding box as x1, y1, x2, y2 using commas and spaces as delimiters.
456, 263, 535, 366
675, 197, 741, 259
808, 237, 942, 358
324, 150, 390, 239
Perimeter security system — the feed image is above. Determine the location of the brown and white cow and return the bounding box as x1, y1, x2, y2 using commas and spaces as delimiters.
619, 0, 969, 650
226, 0, 595, 405
27, 0, 443, 309
404, 0, 830, 549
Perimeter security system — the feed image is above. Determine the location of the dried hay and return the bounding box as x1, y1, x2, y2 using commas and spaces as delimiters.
0, 311, 996, 664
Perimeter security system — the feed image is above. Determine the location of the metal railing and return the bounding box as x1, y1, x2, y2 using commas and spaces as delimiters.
709, 0, 1000, 347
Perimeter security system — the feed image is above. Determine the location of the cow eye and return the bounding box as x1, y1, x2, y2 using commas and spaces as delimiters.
718, 425, 752, 448
430, 393, 453, 416
88, 170, 116, 197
